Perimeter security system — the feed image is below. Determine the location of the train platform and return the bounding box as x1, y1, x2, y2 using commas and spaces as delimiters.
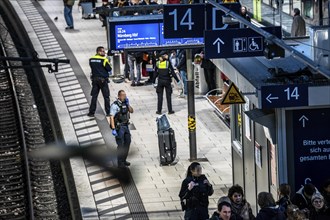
240, 0, 311, 36
11, 0, 232, 219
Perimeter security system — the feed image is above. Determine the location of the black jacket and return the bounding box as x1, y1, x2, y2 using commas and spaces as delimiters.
309, 207, 330, 220
276, 195, 291, 214
153, 60, 179, 83
89, 54, 112, 78
179, 174, 214, 209
255, 207, 286, 220
292, 187, 312, 210
176, 50, 187, 72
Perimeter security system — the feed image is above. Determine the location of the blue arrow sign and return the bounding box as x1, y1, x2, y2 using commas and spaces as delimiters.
204, 27, 282, 59
261, 84, 308, 108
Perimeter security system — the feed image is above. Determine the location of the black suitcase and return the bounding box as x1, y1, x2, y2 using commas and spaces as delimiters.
157, 128, 177, 166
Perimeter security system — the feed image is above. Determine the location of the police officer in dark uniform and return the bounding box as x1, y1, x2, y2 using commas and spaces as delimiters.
87, 46, 112, 117
153, 51, 180, 115
110, 90, 134, 167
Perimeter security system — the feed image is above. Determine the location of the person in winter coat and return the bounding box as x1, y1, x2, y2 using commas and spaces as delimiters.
256, 192, 286, 220
228, 185, 255, 220
292, 183, 316, 211
309, 192, 330, 220
179, 162, 214, 220
276, 183, 292, 215
291, 8, 306, 37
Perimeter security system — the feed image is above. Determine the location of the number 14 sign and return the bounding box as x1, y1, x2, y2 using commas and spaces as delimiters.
164, 4, 205, 38
260, 84, 308, 108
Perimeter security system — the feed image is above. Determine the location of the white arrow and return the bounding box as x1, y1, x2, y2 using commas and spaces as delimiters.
213, 38, 225, 54
299, 115, 309, 128
266, 94, 279, 103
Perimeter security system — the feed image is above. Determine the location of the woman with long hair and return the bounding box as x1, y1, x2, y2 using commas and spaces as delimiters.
179, 162, 214, 220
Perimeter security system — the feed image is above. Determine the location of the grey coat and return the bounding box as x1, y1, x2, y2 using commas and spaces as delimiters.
291, 15, 306, 37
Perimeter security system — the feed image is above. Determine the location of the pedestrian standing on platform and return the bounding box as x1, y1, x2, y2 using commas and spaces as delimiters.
228, 185, 255, 220
276, 183, 292, 215
177, 49, 187, 98
309, 192, 330, 220
87, 46, 112, 117
63, 0, 75, 29
209, 201, 233, 220
153, 51, 180, 115
179, 162, 214, 220
200, 51, 217, 95
110, 90, 133, 167
256, 192, 286, 220
239, 6, 251, 22
292, 183, 316, 211
128, 52, 143, 86
291, 8, 306, 37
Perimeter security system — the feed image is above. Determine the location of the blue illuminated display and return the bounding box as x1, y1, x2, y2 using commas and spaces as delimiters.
159, 23, 204, 46
109, 19, 204, 51
115, 23, 159, 49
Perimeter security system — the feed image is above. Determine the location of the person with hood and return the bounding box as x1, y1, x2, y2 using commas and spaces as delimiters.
309, 192, 330, 220
179, 162, 214, 220
291, 8, 306, 37
276, 183, 292, 215
228, 185, 255, 220
292, 183, 316, 211
256, 192, 286, 220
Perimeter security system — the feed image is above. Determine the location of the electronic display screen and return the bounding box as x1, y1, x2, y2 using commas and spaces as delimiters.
108, 17, 203, 52
159, 23, 204, 46
115, 23, 160, 49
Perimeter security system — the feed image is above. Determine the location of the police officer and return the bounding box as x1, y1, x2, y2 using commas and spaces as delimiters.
87, 46, 112, 117
110, 90, 134, 167
153, 51, 180, 115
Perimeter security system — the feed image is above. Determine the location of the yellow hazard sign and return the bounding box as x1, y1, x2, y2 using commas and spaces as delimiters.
221, 83, 246, 105
188, 115, 196, 131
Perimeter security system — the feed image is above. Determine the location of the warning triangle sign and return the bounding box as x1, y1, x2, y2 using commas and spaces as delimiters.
221, 83, 246, 105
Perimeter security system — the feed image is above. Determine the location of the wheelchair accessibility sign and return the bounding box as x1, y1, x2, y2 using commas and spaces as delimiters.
248, 37, 262, 52
204, 26, 282, 59
233, 37, 262, 53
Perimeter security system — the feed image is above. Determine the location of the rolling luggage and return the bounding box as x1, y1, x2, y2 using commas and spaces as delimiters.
157, 128, 177, 166
80, 2, 94, 19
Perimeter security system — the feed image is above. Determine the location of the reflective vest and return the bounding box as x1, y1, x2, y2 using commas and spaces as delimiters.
156, 60, 172, 81
114, 101, 130, 126
89, 54, 112, 78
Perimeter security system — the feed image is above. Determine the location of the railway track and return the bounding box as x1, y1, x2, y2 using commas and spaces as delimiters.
0, 15, 59, 220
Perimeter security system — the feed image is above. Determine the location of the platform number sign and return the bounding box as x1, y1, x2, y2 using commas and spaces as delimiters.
284, 87, 299, 101
261, 84, 308, 108
164, 4, 205, 38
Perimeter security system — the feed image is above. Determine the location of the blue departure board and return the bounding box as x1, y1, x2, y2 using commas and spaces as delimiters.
115, 23, 160, 49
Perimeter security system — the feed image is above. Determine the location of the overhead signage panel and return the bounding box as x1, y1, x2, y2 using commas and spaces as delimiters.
204, 26, 282, 59
163, 4, 205, 38
292, 108, 330, 191
261, 84, 308, 108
